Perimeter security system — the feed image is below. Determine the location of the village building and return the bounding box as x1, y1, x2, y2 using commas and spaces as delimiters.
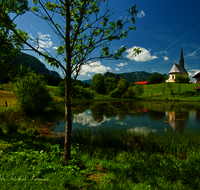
193, 72, 200, 83
168, 47, 189, 82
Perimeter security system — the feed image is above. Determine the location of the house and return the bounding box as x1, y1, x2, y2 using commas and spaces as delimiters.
193, 72, 200, 83
134, 81, 148, 85
168, 47, 189, 82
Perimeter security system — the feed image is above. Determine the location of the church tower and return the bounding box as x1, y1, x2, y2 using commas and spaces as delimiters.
179, 46, 184, 68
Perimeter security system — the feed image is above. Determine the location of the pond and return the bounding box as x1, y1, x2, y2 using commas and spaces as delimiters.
51, 100, 200, 137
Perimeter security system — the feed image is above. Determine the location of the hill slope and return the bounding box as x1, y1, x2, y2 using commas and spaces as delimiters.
82, 71, 168, 84
13, 51, 60, 78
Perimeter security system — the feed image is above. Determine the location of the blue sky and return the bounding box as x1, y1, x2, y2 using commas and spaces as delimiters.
11, 0, 200, 81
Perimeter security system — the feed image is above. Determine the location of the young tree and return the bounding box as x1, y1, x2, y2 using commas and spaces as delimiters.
117, 77, 129, 95
90, 73, 105, 91
105, 77, 118, 94
1, 0, 141, 160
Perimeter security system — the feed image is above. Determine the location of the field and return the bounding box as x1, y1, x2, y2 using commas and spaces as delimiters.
139, 83, 200, 101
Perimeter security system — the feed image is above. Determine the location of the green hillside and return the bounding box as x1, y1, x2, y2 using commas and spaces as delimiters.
81, 71, 168, 85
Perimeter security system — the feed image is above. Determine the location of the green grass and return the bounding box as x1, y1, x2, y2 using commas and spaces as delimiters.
0, 105, 200, 189
138, 83, 200, 101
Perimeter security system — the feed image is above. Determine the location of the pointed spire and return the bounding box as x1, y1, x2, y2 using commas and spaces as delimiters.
179, 46, 184, 68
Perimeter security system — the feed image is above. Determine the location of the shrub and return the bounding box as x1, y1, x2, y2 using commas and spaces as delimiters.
11, 64, 54, 113
175, 74, 190, 83
122, 86, 135, 98
94, 80, 106, 94
135, 84, 144, 96
147, 73, 165, 84
109, 88, 122, 98
55, 81, 65, 97
72, 85, 94, 99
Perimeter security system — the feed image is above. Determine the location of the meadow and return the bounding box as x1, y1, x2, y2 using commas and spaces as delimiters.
0, 82, 200, 189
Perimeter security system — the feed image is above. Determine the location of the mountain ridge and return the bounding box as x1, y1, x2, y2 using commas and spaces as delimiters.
81, 71, 168, 84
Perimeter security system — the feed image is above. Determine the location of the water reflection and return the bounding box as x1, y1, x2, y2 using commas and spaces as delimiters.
52, 101, 200, 137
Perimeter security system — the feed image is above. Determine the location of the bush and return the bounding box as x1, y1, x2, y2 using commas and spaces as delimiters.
109, 88, 122, 98
11, 64, 54, 113
147, 73, 165, 84
55, 81, 65, 97
135, 84, 144, 96
55, 80, 95, 99
94, 80, 106, 94
72, 85, 94, 99
122, 86, 135, 98
175, 74, 190, 83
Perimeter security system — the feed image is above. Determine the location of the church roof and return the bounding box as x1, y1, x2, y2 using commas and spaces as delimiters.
169, 63, 188, 74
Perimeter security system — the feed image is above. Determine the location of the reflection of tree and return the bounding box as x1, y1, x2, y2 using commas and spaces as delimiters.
196, 109, 200, 122
90, 103, 107, 123
147, 110, 165, 121
104, 103, 118, 118
71, 101, 93, 115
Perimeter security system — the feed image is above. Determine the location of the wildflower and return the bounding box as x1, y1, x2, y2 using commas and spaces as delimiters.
40, 150, 43, 154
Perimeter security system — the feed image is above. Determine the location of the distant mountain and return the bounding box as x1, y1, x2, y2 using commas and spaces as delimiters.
13, 51, 60, 78
81, 79, 92, 84
81, 71, 168, 84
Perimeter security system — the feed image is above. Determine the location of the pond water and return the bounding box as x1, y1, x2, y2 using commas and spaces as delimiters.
51, 100, 200, 137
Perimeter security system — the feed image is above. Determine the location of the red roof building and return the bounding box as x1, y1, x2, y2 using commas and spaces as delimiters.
134, 81, 148, 85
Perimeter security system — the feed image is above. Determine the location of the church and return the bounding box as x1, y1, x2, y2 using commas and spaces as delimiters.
168, 47, 189, 82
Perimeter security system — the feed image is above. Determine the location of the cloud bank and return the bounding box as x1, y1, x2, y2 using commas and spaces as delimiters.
78, 61, 111, 75
126, 46, 157, 62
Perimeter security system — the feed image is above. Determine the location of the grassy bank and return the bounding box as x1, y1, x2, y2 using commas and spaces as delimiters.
1, 115, 200, 189
139, 83, 200, 101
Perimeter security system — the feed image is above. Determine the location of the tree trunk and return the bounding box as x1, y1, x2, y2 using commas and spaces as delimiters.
63, 0, 72, 161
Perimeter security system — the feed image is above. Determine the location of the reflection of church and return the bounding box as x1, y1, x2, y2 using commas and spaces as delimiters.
166, 111, 187, 133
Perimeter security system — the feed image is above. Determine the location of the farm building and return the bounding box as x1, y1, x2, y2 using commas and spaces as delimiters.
193, 72, 200, 84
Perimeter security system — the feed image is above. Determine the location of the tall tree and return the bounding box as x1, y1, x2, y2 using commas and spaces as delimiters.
1, 0, 141, 161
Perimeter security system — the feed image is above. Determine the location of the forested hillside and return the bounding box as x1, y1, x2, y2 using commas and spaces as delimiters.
82, 71, 168, 85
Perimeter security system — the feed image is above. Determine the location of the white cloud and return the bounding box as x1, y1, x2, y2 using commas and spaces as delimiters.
163, 56, 169, 60
88, 74, 91, 77
117, 62, 128, 66
77, 61, 111, 75
39, 59, 44, 62
115, 68, 120, 71
53, 47, 58, 50
126, 46, 157, 62
137, 10, 145, 18
188, 69, 200, 77
30, 25, 33, 28
35, 32, 53, 49
127, 69, 131, 71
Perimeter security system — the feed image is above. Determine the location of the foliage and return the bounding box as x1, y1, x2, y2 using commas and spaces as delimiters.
90, 73, 105, 91
147, 73, 165, 84
175, 74, 190, 83
55, 81, 94, 99
94, 79, 106, 94
123, 86, 135, 98
135, 84, 144, 95
11, 64, 54, 113
54, 81, 65, 97
104, 77, 118, 94
72, 85, 94, 100
2, 0, 141, 160
109, 88, 122, 98
0, 0, 29, 82
117, 77, 129, 94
